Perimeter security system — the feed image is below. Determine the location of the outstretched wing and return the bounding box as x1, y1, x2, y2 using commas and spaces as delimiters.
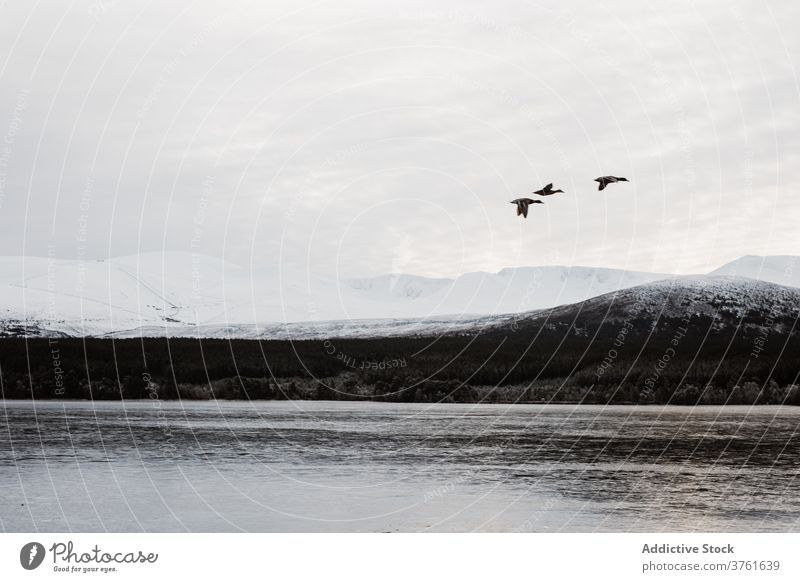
597, 180, 607, 191
544, 183, 553, 191
516, 203, 522, 216
521, 201, 529, 218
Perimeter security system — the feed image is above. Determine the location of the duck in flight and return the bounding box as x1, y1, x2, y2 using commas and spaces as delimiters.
510, 198, 543, 218
532, 183, 564, 196
594, 176, 628, 191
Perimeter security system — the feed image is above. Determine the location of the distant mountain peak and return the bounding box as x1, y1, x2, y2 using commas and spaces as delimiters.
710, 255, 800, 288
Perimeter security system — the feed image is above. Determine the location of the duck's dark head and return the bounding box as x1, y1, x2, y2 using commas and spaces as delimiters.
552, 189, 564, 194
532, 200, 544, 204
618, 177, 629, 182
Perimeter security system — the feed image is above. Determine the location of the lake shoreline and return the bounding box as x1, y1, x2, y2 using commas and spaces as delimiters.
3, 396, 798, 406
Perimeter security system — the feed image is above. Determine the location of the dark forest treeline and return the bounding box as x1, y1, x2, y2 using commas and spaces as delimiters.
1, 310, 799, 405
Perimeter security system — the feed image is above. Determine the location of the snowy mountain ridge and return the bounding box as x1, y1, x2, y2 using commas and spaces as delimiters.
0, 252, 797, 338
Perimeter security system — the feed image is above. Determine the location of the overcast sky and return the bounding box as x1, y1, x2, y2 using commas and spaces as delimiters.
0, 0, 798, 278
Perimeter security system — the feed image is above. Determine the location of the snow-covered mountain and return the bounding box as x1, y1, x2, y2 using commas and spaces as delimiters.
710, 255, 800, 288
108, 275, 800, 341
518, 275, 800, 328
0, 252, 797, 338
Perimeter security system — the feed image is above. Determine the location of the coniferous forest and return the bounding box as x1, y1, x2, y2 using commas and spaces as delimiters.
2, 303, 798, 405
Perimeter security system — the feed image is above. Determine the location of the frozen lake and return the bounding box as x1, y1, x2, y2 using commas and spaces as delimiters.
1, 400, 799, 532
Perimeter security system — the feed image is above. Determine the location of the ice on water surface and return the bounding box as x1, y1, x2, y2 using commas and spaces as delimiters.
1, 400, 799, 532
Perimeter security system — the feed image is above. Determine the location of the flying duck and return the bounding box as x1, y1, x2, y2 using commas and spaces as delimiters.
510, 198, 543, 218
532, 183, 564, 196
594, 176, 628, 191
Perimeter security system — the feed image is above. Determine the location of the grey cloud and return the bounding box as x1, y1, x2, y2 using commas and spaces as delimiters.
0, 0, 797, 278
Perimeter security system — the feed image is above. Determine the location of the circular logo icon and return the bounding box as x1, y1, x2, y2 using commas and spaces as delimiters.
20, 542, 45, 570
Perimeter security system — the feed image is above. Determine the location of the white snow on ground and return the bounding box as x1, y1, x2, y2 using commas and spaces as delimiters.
0, 252, 796, 338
